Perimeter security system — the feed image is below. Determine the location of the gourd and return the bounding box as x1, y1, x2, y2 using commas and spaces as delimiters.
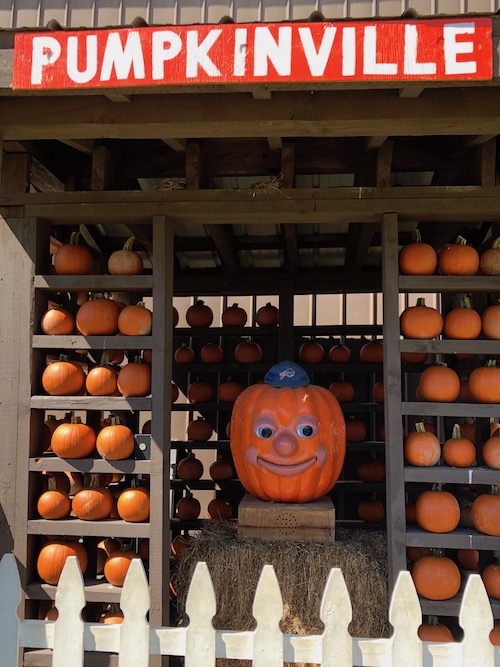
400, 298, 443, 339
76, 295, 120, 335
255, 302, 279, 327
53, 232, 93, 275
480, 237, 500, 276
230, 361, 346, 503
222, 303, 247, 326
96, 417, 135, 460
442, 424, 476, 467
116, 486, 150, 522
443, 296, 481, 340
404, 422, 440, 467
50, 416, 96, 458
41, 306, 75, 335
117, 302, 152, 335
468, 360, 500, 403
399, 230, 437, 276
42, 355, 86, 396
411, 550, 461, 600
117, 357, 151, 397
86, 353, 118, 396
415, 484, 460, 533
108, 236, 143, 275
186, 300, 213, 327
37, 539, 88, 585
438, 235, 480, 276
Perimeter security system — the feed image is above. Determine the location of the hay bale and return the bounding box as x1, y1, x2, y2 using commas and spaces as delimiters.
174, 522, 390, 666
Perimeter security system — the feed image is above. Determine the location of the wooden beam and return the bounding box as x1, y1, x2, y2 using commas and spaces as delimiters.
398, 85, 425, 98
376, 140, 393, 188
366, 136, 389, 150
91, 145, 124, 190
267, 136, 282, 151
204, 224, 240, 275
59, 139, 94, 155
0, 138, 3, 181
30, 157, 64, 192
104, 92, 132, 103
478, 138, 496, 187
251, 88, 272, 100
186, 141, 210, 189
464, 135, 497, 147
280, 142, 298, 273
0, 152, 30, 193
162, 138, 186, 153
4, 89, 500, 140
344, 222, 378, 272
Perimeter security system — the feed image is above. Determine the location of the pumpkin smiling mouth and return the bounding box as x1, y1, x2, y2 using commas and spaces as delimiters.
256, 456, 317, 476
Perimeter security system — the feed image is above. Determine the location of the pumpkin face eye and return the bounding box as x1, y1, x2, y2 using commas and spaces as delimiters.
297, 424, 315, 438
256, 425, 275, 439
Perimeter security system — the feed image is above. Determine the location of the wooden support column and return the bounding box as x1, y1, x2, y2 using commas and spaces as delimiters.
0, 152, 30, 193
381, 212, 406, 591
278, 280, 294, 361
280, 143, 298, 274
149, 215, 173, 662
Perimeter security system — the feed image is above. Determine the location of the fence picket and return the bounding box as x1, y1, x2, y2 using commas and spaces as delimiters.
320, 568, 352, 667
0, 553, 22, 667
389, 571, 422, 667
119, 558, 150, 667
252, 564, 284, 667
460, 573, 494, 667
53, 556, 86, 667
185, 562, 217, 667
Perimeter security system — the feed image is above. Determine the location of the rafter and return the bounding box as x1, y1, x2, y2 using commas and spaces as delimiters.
204, 224, 240, 275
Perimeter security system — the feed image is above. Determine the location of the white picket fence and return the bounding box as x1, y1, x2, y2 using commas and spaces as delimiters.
1, 552, 499, 667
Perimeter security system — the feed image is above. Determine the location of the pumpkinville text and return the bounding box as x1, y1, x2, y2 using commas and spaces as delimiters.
13, 19, 492, 90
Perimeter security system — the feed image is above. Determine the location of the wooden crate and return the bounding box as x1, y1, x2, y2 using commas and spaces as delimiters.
237, 493, 335, 543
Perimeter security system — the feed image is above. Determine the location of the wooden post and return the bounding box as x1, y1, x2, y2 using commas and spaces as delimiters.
150, 215, 174, 666
381, 212, 407, 591
278, 279, 294, 361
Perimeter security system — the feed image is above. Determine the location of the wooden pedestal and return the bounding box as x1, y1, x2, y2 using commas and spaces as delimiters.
237, 493, 335, 543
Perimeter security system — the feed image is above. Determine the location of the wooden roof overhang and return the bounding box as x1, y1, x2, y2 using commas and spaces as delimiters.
1, 16, 500, 290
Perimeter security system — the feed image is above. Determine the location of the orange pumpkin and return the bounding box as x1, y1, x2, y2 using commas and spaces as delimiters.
404, 422, 440, 467
72, 477, 114, 521
255, 302, 279, 327
357, 500, 385, 522
443, 296, 481, 340
51, 417, 96, 458
419, 365, 460, 403
357, 458, 385, 482
359, 340, 383, 363
37, 484, 71, 520
187, 380, 214, 403
177, 452, 204, 481
219, 379, 245, 402
104, 550, 140, 587
483, 431, 500, 469
415, 485, 460, 533
234, 340, 262, 363
490, 622, 500, 646
42, 356, 86, 396
174, 343, 195, 364
86, 353, 118, 396
400, 298, 443, 339
468, 360, 500, 403
222, 303, 247, 327
418, 617, 454, 643
186, 300, 213, 327
438, 235, 480, 276
372, 381, 385, 404
481, 304, 500, 340
200, 343, 224, 363
471, 486, 500, 536
118, 302, 152, 336
37, 539, 88, 585
171, 534, 194, 560
401, 351, 429, 364
328, 381, 355, 403
187, 417, 213, 441
328, 343, 351, 363
76, 296, 120, 335
442, 424, 476, 467
117, 358, 151, 397
53, 232, 93, 275
345, 417, 366, 443
108, 236, 143, 275
209, 456, 233, 481
482, 562, 500, 599
457, 549, 479, 571
207, 498, 232, 520
176, 492, 201, 520
41, 306, 75, 335
230, 362, 346, 503
96, 418, 135, 460
480, 237, 500, 276
116, 486, 150, 522
399, 230, 437, 276
411, 552, 461, 600
298, 340, 325, 363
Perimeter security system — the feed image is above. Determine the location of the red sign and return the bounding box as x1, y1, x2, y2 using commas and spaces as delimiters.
12, 19, 492, 90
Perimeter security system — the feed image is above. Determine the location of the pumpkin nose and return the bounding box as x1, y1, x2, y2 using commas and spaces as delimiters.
273, 432, 299, 458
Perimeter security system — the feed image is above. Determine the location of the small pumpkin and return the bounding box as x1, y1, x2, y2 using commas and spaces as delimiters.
255, 302, 279, 327
42, 355, 86, 396
419, 364, 460, 403
234, 340, 262, 363
207, 498, 232, 520
99, 605, 124, 624
173, 306, 179, 327
37, 539, 88, 585
480, 237, 500, 276
200, 343, 224, 363
187, 417, 213, 441
219, 378, 245, 402
186, 300, 213, 327
108, 236, 143, 275
298, 340, 325, 363
222, 303, 247, 327
174, 343, 195, 364
491, 622, 500, 646
483, 430, 500, 469
404, 422, 440, 467
481, 304, 500, 340
230, 361, 346, 503
399, 229, 437, 276
328, 343, 351, 363
96, 417, 135, 460
471, 486, 500, 536
372, 381, 385, 404
401, 351, 429, 364
117, 357, 151, 397
104, 550, 140, 587
177, 452, 204, 481
76, 295, 120, 336
51, 416, 96, 458
357, 499, 385, 522
400, 298, 443, 339
86, 353, 118, 396
171, 534, 194, 560
482, 561, 500, 599
438, 235, 480, 276
41, 306, 75, 335
176, 492, 201, 520
37, 477, 71, 520
406, 546, 430, 562
443, 296, 481, 340
411, 550, 461, 600
72, 475, 114, 520
359, 339, 383, 363
418, 616, 454, 643
53, 232, 93, 275
468, 360, 500, 403
415, 484, 460, 533
442, 423, 476, 468
172, 381, 179, 403
345, 417, 366, 443
328, 381, 355, 403
187, 380, 214, 403
457, 549, 479, 571
209, 456, 233, 481
116, 486, 150, 522
118, 302, 152, 336
357, 458, 385, 482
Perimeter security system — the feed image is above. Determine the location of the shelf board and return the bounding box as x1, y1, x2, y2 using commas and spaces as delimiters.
400, 339, 499, 355
172, 362, 384, 374
171, 440, 231, 450
174, 326, 277, 337
419, 595, 500, 618
31, 396, 152, 410
32, 335, 152, 350
29, 457, 151, 474
170, 479, 240, 490
404, 465, 500, 484
402, 402, 499, 418
399, 276, 500, 293
27, 518, 150, 538
26, 579, 127, 603
347, 441, 386, 452
34, 275, 153, 293
406, 526, 500, 550
171, 402, 234, 412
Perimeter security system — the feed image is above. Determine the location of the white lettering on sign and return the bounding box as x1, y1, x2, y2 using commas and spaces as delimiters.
233, 28, 248, 76
342, 27, 356, 76
298, 27, 337, 76
403, 25, 436, 75
67, 35, 98, 84
444, 22, 477, 75
254, 26, 292, 77
101, 32, 145, 81
363, 26, 397, 75
186, 29, 222, 78
152, 30, 182, 80
31, 36, 61, 84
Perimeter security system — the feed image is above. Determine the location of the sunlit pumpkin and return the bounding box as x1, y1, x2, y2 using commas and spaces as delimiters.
37, 539, 88, 585
230, 361, 346, 503
117, 302, 152, 336
42, 355, 86, 396
72, 476, 114, 521
41, 306, 75, 335
96, 417, 135, 460
116, 486, 150, 522
399, 230, 437, 276
86, 353, 117, 396
415, 484, 460, 533
104, 550, 140, 587
53, 232, 93, 275
468, 360, 500, 403
411, 551, 461, 600
108, 236, 143, 275
418, 616, 454, 643
50, 416, 96, 458
76, 296, 120, 336
481, 304, 500, 340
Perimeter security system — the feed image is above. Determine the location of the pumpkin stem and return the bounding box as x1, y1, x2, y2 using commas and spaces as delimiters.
427, 615, 440, 626
412, 229, 422, 244
58, 354, 69, 362
134, 356, 144, 364
123, 237, 136, 252
231, 303, 239, 308
464, 416, 476, 425
486, 359, 497, 368
431, 483, 443, 492
70, 416, 82, 424
452, 424, 462, 440
110, 417, 122, 426
136, 301, 146, 308
69, 232, 81, 246
416, 297, 427, 307
99, 352, 110, 367
488, 485, 500, 496
460, 295, 472, 309
47, 476, 58, 492
456, 235, 468, 245
429, 548, 444, 557
415, 422, 426, 434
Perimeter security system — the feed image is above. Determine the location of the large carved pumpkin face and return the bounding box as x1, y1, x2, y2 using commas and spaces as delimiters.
230, 369, 346, 503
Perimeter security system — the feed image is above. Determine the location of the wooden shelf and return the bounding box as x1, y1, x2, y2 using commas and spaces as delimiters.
399, 275, 500, 293
400, 339, 499, 355
32, 335, 152, 350
172, 362, 384, 374
170, 479, 240, 491
420, 595, 500, 619
31, 396, 152, 410
27, 518, 150, 538
171, 440, 231, 450
26, 579, 128, 603
29, 457, 151, 474
404, 466, 500, 485
402, 402, 499, 418
34, 275, 153, 293
406, 526, 500, 550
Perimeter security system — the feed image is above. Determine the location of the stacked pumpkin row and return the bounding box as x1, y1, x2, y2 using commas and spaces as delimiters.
413, 361, 500, 404
178, 300, 279, 328
52, 233, 145, 277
